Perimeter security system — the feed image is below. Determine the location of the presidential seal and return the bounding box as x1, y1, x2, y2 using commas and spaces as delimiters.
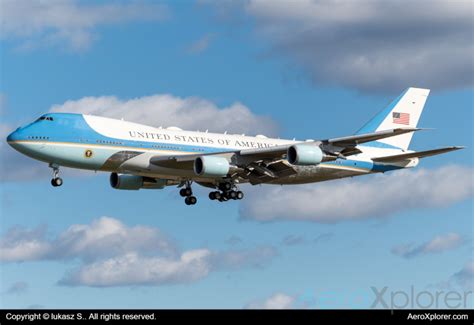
84, 149, 93, 158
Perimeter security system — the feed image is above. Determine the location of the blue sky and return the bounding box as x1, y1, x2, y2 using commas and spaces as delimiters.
0, 1, 473, 309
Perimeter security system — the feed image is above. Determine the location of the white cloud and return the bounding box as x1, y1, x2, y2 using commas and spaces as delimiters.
5, 281, 28, 295
0, 217, 176, 262
62, 246, 277, 287
186, 33, 216, 54
452, 260, 474, 290
245, 293, 296, 309
61, 250, 212, 287
433, 260, 474, 291
314, 233, 334, 243
53, 217, 177, 261
0, 225, 52, 262
0, 217, 278, 287
1, 0, 168, 51
210, 246, 277, 270
225, 235, 243, 246
206, 0, 474, 92
50, 93, 279, 136
240, 165, 474, 222
392, 233, 464, 258
282, 235, 306, 246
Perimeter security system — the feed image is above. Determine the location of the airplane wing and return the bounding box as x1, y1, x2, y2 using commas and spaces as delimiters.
150, 127, 421, 166
371, 146, 464, 163
148, 128, 421, 184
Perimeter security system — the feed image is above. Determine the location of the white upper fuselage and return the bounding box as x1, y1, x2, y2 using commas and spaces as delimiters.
86, 114, 296, 151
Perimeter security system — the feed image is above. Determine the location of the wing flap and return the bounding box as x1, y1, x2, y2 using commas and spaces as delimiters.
247, 160, 297, 184
371, 146, 464, 163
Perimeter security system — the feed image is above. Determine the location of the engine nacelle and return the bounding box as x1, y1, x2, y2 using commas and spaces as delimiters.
287, 144, 324, 165
110, 173, 167, 190
194, 156, 230, 177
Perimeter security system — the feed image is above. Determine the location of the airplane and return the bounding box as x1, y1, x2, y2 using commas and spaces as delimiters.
6, 87, 463, 205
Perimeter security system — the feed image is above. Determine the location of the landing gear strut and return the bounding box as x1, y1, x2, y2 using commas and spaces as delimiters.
49, 163, 63, 187
209, 182, 244, 202
179, 181, 197, 205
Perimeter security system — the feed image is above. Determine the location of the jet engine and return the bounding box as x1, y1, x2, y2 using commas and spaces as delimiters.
287, 144, 324, 165
110, 173, 167, 190
194, 156, 230, 177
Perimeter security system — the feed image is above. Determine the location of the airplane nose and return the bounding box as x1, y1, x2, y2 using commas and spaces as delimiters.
7, 130, 18, 142
7, 126, 24, 142
6, 128, 26, 151
6, 128, 38, 156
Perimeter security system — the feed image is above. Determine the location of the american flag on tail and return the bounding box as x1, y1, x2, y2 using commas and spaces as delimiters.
392, 112, 410, 125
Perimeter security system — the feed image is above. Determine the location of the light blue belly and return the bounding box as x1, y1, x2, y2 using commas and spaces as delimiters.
15, 141, 119, 170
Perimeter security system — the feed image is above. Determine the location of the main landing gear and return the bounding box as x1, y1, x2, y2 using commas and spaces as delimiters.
208, 182, 244, 202
49, 163, 63, 187
178, 181, 244, 205
179, 181, 197, 205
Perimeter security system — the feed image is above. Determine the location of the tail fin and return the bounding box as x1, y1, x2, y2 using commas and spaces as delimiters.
356, 87, 430, 151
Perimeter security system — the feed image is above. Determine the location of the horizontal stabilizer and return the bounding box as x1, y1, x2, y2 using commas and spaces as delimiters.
371, 146, 464, 163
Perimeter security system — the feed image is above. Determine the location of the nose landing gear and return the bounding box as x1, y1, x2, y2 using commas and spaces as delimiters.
49, 163, 63, 187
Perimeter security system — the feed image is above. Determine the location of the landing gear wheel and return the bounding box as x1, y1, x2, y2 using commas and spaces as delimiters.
180, 181, 196, 204
209, 191, 222, 200
229, 190, 238, 200
236, 191, 244, 200
185, 196, 197, 205
49, 163, 62, 187
51, 177, 63, 187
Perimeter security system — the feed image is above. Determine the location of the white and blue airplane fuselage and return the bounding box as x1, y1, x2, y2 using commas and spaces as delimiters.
7, 88, 462, 205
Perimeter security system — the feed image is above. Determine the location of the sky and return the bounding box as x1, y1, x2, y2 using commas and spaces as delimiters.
0, 0, 473, 309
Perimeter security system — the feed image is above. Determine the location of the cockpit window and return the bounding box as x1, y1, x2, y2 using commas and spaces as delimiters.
37, 116, 54, 121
